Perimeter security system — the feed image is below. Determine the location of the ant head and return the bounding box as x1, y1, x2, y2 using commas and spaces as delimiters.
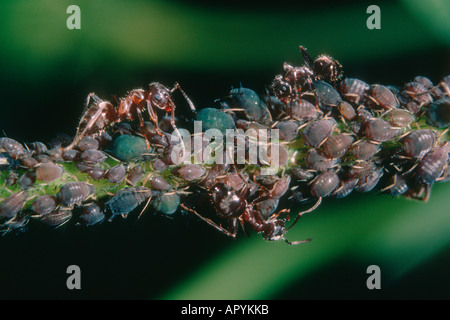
314, 55, 343, 82
262, 218, 287, 242
149, 83, 172, 111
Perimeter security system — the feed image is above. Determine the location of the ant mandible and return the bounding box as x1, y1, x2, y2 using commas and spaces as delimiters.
65, 82, 196, 158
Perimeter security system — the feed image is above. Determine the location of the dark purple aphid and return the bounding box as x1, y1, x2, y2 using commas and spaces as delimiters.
18, 171, 36, 189
78, 203, 105, 226
34, 154, 53, 163
149, 176, 172, 191
175, 164, 206, 181
355, 168, 383, 193
105, 164, 126, 184
331, 178, 358, 199
303, 118, 336, 148
76, 161, 94, 173
310, 171, 340, 198
313, 80, 342, 107
40, 209, 72, 228
0, 191, 27, 219
36, 162, 64, 182
126, 165, 144, 186
32, 195, 58, 215
275, 121, 300, 141
339, 78, 370, 105
0, 137, 25, 160
106, 187, 152, 219
402, 129, 436, 158
416, 145, 449, 185
57, 182, 95, 206
402, 82, 433, 107
77, 136, 100, 151
286, 99, 320, 122
348, 161, 377, 179
322, 134, 354, 159
357, 108, 374, 124
384, 174, 410, 196
88, 166, 106, 180
305, 149, 338, 171
20, 156, 38, 168
425, 98, 450, 128
81, 149, 107, 163
62, 149, 80, 162
365, 118, 402, 142
268, 175, 291, 199
291, 167, 315, 181
48, 148, 64, 162
29, 142, 48, 155
405, 101, 422, 114
414, 76, 433, 89
351, 140, 380, 160
366, 85, 399, 110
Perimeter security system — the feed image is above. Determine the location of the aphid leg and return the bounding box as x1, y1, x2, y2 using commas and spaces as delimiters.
287, 196, 322, 230
180, 203, 237, 238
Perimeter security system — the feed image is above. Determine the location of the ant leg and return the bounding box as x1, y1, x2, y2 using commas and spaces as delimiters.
170, 107, 187, 163
287, 196, 322, 230
172, 82, 197, 115
146, 102, 165, 137
135, 108, 152, 149
180, 204, 237, 238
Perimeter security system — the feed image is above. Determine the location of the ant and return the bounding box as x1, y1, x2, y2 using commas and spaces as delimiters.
65, 82, 196, 158
299, 46, 343, 83
180, 166, 312, 245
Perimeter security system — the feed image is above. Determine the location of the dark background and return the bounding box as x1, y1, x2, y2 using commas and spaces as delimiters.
0, 0, 449, 300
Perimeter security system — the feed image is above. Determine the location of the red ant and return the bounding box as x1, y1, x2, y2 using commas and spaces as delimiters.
65, 82, 196, 157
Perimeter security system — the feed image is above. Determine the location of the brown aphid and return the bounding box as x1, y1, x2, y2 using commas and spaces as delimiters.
36, 162, 64, 182
18, 171, 36, 189
76, 161, 95, 173
348, 161, 377, 179
62, 149, 80, 162
77, 136, 100, 151
366, 85, 399, 110
34, 154, 53, 163
339, 78, 370, 105
269, 175, 291, 199
149, 176, 172, 191
291, 167, 315, 181
403, 82, 433, 106
310, 171, 340, 198
20, 156, 38, 168
275, 121, 300, 141
29, 142, 48, 155
382, 174, 410, 196
331, 178, 358, 199
322, 134, 354, 159
416, 144, 449, 185
81, 149, 107, 163
365, 118, 402, 142
338, 101, 357, 121
78, 203, 105, 226
57, 182, 95, 206
414, 76, 433, 89
302, 118, 337, 148
40, 209, 72, 228
175, 164, 206, 181
0, 137, 25, 160
402, 129, 436, 158
105, 164, 126, 184
286, 99, 320, 122
305, 149, 338, 171
357, 108, 374, 124
32, 195, 58, 215
387, 109, 415, 128
126, 165, 144, 186
355, 168, 383, 193
351, 140, 380, 160
6, 171, 18, 186
0, 191, 28, 219
88, 166, 106, 180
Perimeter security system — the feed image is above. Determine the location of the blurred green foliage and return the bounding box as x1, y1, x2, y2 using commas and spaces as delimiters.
0, 0, 449, 300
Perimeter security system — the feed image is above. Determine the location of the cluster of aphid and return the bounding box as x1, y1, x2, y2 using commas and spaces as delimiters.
0, 46, 449, 244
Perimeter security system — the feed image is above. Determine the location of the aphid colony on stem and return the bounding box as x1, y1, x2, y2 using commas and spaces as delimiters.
0, 46, 449, 244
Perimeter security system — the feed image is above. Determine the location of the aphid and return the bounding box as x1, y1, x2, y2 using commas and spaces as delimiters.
0, 137, 25, 160
275, 121, 300, 141
105, 164, 126, 184
414, 76, 433, 89
338, 101, 357, 121
312, 80, 343, 107
291, 167, 315, 181
174, 164, 206, 181
40, 209, 72, 228
339, 78, 370, 105
331, 178, 358, 199
386, 109, 415, 128
348, 161, 377, 179
106, 187, 152, 219
88, 166, 106, 180
76, 161, 94, 173
351, 140, 380, 160
5, 171, 18, 186
365, 118, 402, 142
322, 134, 354, 159
382, 173, 410, 196
153, 193, 181, 215
357, 108, 374, 124
416, 144, 449, 185
29, 142, 48, 155
32, 195, 58, 215
425, 98, 450, 128
77, 136, 100, 151
126, 165, 144, 186
57, 182, 95, 206
285, 99, 320, 122
302, 118, 337, 148
355, 168, 383, 193
35, 162, 64, 182
18, 171, 36, 189
78, 203, 105, 226
402, 129, 436, 158
0, 191, 28, 220
366, 85, 399, 110
81, 149, 107, 163
62, 149, 80, 162
305, 149, 339, 171
149, 176, 172, 191
20, 156, 38, 168
310, 171, 340, 198
402, 82, 433, 107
